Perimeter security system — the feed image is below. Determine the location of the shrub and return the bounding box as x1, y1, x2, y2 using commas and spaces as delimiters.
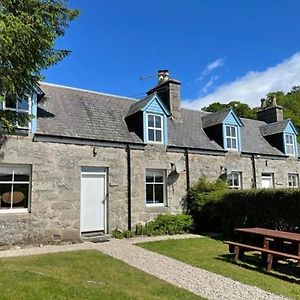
135, 214, 193, 236
188, 178, 300, 235
111, 229, 133, 239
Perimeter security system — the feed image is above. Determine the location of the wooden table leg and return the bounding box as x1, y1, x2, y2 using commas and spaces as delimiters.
234, 246, 240, 262
267, 253, 273, 271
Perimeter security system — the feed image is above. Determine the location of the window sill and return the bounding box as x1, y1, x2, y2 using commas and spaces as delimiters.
0, 208, 29, 214
146, 203, 165, 207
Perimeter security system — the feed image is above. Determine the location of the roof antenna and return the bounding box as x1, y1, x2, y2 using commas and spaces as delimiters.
139, 74, 156, 81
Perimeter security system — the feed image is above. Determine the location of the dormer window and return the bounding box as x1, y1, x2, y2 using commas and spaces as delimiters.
146, 114, 163, 143
225, 125, 238, 150
285, 133, 295, 156
3, 94, 31, 128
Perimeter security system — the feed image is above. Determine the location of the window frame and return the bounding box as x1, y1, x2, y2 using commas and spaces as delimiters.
288, 173, 299, 188
285, 133, 296, 156
0, 164, 31, 213
261, 172, 274, 189
145, 169, 166, 206
224, 124, 238, 151
146, 113, 164, 144
227, 171, 242, 189
2, 95, 31, 129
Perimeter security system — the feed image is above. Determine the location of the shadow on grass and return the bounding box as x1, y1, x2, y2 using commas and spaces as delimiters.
216, 252, 300, 284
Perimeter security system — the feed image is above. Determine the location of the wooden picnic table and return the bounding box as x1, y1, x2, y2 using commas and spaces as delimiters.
224, 227, 300, 271
235, 227, 300, 258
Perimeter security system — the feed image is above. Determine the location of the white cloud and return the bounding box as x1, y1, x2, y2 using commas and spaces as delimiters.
202, 75, 219, 93
197, 58, 225, 81
185, 52, 300, 109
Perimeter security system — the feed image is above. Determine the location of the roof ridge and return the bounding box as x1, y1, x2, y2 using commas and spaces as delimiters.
39, 82, 138, 101
260, 119, 289, 128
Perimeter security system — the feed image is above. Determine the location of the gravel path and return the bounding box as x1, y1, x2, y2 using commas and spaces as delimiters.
0, 235, 289, 300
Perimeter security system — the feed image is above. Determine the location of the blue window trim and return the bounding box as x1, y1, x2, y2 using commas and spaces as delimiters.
223, 124, 241, 151
142, 95, 169, 145
283, 132, 298, 156
283, 121, 298, 156
222, 109, 243, 152
144, 113, 165, 144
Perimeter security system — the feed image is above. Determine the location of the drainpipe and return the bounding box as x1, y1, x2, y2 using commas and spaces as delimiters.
126, 145, 132, 230
251, 154, 257, 189
185, 148, 190, 191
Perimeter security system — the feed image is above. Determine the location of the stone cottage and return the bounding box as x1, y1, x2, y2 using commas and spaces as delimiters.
0, 70, 299, 246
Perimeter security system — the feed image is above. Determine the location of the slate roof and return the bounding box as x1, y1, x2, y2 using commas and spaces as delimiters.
260, 120, 290, 136
37, 83, 296, 157
126, 94, 153, 118
202, 108, 231, 128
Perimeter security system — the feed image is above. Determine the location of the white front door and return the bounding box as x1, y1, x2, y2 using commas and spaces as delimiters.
80, 169, 106, 233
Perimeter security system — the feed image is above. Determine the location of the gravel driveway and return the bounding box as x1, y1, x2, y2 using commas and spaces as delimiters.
0, 235, 289, 300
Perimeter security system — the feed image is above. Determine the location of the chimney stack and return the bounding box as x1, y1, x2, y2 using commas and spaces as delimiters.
257, 95, 283, 123
147, 70, 181, 121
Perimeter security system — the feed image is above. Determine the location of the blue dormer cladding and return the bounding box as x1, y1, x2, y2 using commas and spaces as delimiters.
283, 121, 298, 156
142, 95, 169, 144
222, 109, 243, 151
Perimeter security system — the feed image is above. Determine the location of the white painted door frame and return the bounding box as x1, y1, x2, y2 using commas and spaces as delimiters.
80, 168, 107, 234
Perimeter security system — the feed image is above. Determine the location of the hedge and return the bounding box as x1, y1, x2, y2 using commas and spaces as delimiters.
188, 184, 300, 235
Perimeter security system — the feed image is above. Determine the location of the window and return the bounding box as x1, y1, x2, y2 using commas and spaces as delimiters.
3, 94, 30, 128
261, 173, 274, 189
225, 125, 238, 150
146, 169, 165, 205
285, 134, 295, 156
227, 172, 242, 189
0, 165, 31, 212
288, 174, 299, 188
147, 114, 163, 143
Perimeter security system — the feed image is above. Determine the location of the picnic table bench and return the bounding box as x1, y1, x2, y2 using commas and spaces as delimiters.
224, 227, 300, 271
224, 240, 300, 271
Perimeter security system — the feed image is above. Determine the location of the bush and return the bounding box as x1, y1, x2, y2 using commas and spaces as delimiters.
135, 214, 193, 236
188, 178, 300, 235
111, 229, 133, 239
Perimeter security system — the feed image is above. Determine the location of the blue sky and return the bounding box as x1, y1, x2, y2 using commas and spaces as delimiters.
43, 0, 300, 108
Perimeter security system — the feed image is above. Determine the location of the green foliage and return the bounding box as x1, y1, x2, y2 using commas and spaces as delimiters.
188, 186, 300, 235
202, 101, 258, 119
135, 214, 193, 236
187, 177, 229, 232
0, 0, 79, 129
111, 229, 133, 239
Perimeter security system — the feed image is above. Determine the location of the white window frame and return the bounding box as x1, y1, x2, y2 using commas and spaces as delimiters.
227, 172, 242, 189
0, 164, 31, 213
285, 133, 295, 156
145, 169, 166, 206
3, 95, 31, 129
261, 173, 274, 189
288, 173, 299, 188
146, 113, 164, 144
225, 125, 238, 151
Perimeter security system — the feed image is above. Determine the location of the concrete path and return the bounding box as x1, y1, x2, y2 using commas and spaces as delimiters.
0, 235, 289, 300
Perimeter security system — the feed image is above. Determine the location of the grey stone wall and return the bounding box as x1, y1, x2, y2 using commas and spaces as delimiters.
0, 135, 299, 246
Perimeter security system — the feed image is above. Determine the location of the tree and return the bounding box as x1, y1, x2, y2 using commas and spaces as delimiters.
0, 0, 79, 131
202, 100, 257, 119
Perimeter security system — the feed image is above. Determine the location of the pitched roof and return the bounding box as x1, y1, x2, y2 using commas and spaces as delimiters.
37, 83, 295, 156
202, 108, 243, 128
260, 120, 292, 136
126, 94, 153, 117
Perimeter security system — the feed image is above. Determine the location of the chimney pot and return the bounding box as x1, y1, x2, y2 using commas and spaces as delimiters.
260, 98, 267, 109
157, 70, 170, 83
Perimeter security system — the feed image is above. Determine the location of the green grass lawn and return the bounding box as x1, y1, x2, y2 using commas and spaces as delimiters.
139, 237, 300, 299
0, 250, 204, 300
